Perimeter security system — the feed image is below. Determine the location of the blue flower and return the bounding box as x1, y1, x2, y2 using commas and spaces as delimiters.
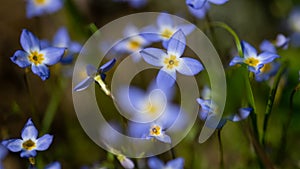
229, 41, 279, 74
42, 27, 82, 64
142, 13, 195, 48
140, 30, 203, 88
254, 62, 280, 82
1, 118, 53, 158
26, 0, 64, 18
114, 25, 151, 62
0, 145, 7, 169
148, 157, 184, 169
186, 0, 228, 19
45, 161, 61, 169
10, 29, 65, 80
116, 154, 135, 169
73, 59, 116, 94
260, 34, 290, 53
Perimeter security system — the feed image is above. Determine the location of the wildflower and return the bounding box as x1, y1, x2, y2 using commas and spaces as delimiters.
42, 27, 82, 64
45, 161, 61, 169
254, 62, 280, 82
1, 118, 53, 158
10, 29, 65, 80
116, 154, 135, 169
140, 30, 203, 88
73, 58, 116, 95
142, 13, 195, 48
186, 0, 228, 19
229, 41, 279, 74
260, 34, 289, 53
148, 157, 184, 169
26, 0, 64, 18
114, 25, 150, 62
0, 145, 7, 169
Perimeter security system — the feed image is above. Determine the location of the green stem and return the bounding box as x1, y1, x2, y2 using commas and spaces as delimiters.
88, 23, 99, 34
262, 62, 287, 145
217, 129, 224, 169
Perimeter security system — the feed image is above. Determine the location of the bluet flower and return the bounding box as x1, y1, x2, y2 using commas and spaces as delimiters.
1, 118, 53, 158
140, 30, 203, 88
42, 27, 82, 64
45, 161, 61, 169
116, 154, 135, 169
10, 29, 65, 80
254, 62, 280, 82
148, 157, 184, 169
142, 13, 195, 48
186, 0, 228, 19
73, 59, 116, 96
260, 34, 289, 53
0, 145, 7, 169
229, 41, 279, 74
26, 0, 64, 18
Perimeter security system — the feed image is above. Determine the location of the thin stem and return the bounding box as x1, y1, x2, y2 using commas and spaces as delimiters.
170, 147, 176, 160
262, 62, 287, 145
23, 69, 38, 121
217, 129, 224, 169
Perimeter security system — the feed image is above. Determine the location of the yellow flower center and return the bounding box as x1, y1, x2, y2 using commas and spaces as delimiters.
22, 139, 36, 151
161, 28, 174, 39
145, 102, 157, 114
244, 57, 260, 67
150, 125, 161, 136
28, 51, 44, 65
34, 0, 47, 5
164, 55, 179, 70
260, 63, 271, 73
128, 39, 141, 51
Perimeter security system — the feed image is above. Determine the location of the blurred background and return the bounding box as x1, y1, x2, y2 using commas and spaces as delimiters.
0, 0, 300, 168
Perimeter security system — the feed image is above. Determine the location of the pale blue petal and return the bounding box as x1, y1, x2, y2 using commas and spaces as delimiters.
86, 64, 98, 76
45, 162, 61, 169
241, 41, 257, 57
177, 24, 195, 36
31, 64, 50, 80
148, 79, 175, 100
228, 108, 252, 122
177, 57, 203, 76
157, 69, 176, 89
128, 0, 147, 8
44, 0, 64, 14
53, 27, 70, 48
167, 30, 186, 57
276, 34, 289, 49
187, 5, 209, 19
157, 104, 180, 129
100, 58, 116, 73
0, 145, 7, 160
148, 157, 164, 169
10, 50, 31, 68
157, 13, 174, 28
258, 52, 279, 64
20, 150, 37, 158
259, 40, 276, 53
186, 0, 207, 9
20, 29, 40, 53
208, 0, 228, 5
205, 114, 227, 129
140, 26, 161, 42
36, 134, 53, 151
229, 56, 244, 66
155, 134, 171, 143
21, 118, 38, 140
128, 122, 149, 138
40, 40, 50, 49
162, 40, 169, 49
6, 139, 22, 152
41, 47, 65, 65
167, 158, 184, 169
140, 48, 165, 66
129, 87, 147, 111
120, 157, 135, 169
73, 77, 94, 91
69, 42, 82, 53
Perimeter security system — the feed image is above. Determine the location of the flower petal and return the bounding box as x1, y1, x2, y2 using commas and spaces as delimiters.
45, 162, 61, 169
155, 134, 171, 144
187, 5, 209, 19
259, 40, 276, 53
6, 139, 22, 152
21, 118, 38, 140
20, 29, 40, 53
258, 52, 279, 64
140, 48, 165, 66
0, 144, 7, 160
53, 27, 70, 48
208, 0, 228, 5
157, 13, 174, 28
177, 57, 203, 76
73, 77, 94, 92
177, 24, 195, 36
186, 0, 207, 9
20, 150, 37, 158
36, 134, 53, 151
276, 34, 289, 49
228, 107, 252, 122
100, 58, 116, 73
140, 26, 161, 42
119, 157, 135, 169
10, 50, 31, 68
241, 41, 257, 58
229, 56, 244, 66
41, 47, 65, 65
167, 30, 186, 57
156, 69, 176, 89
69, 42, 82, 53
167, 158, 185, 169
148, 157, 164, 169
31, 64, 50, 80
